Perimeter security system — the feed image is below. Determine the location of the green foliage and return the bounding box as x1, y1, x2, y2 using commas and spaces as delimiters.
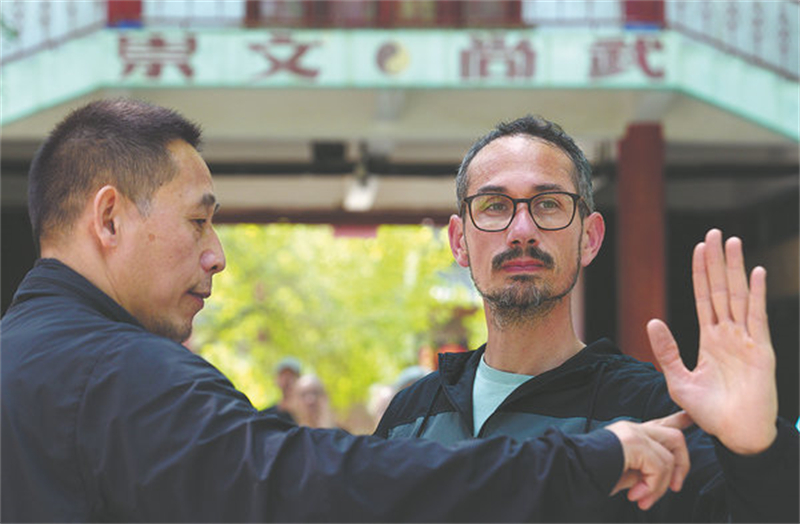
192, 223, 482, 413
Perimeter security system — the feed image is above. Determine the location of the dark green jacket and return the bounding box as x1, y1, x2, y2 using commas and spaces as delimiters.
376, 342, 800, 522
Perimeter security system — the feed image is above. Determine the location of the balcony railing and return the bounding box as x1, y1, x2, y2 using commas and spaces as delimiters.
666, 1, 799, 81
1, 0, 797, 79
0, 0, 106, 64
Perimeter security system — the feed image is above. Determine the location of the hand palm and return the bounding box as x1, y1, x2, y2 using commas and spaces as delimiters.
647, 230, 777, 455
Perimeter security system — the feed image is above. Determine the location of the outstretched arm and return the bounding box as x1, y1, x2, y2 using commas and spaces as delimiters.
647, 229, 778, 455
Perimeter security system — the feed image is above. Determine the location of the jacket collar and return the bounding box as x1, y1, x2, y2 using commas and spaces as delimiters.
11, 258, 144, 329
438, 338, 622, 384
435, 339, 624, 420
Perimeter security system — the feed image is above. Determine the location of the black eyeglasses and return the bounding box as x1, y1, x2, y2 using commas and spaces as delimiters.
462, 191, 584, 232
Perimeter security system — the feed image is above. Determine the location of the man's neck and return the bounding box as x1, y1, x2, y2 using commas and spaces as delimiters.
41, 239, 119, 306
482, 299, 584, 376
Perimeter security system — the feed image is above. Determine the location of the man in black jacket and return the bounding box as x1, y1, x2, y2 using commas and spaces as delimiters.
375, 115, 799, 522
1, 99, 693, 522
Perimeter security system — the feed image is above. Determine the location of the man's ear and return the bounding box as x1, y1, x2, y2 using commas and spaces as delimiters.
448, 214, 470, 268
580, 211, 606, 268
92, 185, 122, 248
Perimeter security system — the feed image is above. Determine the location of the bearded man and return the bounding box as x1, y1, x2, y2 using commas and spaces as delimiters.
375, 115, 799, 522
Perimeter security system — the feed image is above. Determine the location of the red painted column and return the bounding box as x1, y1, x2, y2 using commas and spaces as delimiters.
106, 0, 142, 28
616, 123, 666, 365
624, 0, 665, 28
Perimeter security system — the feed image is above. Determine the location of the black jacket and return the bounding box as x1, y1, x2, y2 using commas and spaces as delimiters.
376, 343, 800, 522
2, 259, 629, 522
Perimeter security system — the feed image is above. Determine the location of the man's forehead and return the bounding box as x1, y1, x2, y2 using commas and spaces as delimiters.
467, 136, 576, 192
472, 135, 569, 167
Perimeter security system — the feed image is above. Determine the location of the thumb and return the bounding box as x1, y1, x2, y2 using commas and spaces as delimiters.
647, 319, 688, 382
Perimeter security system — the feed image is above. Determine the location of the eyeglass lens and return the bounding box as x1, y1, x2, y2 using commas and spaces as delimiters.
469, 193, 576, 231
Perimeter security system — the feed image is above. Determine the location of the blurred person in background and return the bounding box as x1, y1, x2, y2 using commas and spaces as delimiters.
2, 99, 698, 522
375, 115, 799, 522
393, 365, 429, 392
367, 383, 395, 432
364, 367, 428, 433
261, 356, 302, 423
294, 374, 337, 429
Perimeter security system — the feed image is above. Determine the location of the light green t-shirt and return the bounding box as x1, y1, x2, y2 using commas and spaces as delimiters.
472, 354, 534, 437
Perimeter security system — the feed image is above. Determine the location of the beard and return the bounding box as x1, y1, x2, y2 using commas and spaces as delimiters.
470, 243, 581, 328
143, 315, 193, 343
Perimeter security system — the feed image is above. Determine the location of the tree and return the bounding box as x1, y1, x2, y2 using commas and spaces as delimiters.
191, 224, 483, 418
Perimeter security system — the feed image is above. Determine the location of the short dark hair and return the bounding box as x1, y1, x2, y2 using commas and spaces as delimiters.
456, 115, 594, 215
28, 98, 202, 248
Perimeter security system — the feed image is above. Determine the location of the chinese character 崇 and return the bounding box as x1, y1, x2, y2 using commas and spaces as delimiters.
119, 33, 196, 79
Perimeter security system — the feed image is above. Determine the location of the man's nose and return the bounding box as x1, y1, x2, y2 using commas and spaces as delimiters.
506, 201, 541, 245
202, 230, 226, 274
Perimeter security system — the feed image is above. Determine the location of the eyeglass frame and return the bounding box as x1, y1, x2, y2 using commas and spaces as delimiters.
461, 191, 587, 233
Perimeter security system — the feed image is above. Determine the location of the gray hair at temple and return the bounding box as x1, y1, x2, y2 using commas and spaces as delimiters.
455, 115, 595, 217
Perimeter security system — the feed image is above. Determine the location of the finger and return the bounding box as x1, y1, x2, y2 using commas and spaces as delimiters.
669, 437, 691, 493
627, 480, 650, 504
652, 410, 694, 431
725, 237, 749, 325
704, 229, 730, 322
611, 470, 638, 496
647, 320, 690, 390
632, 442, 673, 510
657, 426, 690, 492
692, 243, 715, 326
636, 491, 664, 512
747, 266, 771, 344
608, 421, 663, 499
643, 415, 692, 491
635, 490, 661, 512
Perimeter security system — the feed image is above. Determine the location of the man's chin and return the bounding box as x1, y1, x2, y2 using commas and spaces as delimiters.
143, 317, 193, 343
483, 287, 548, 309
508, 274, 539, 283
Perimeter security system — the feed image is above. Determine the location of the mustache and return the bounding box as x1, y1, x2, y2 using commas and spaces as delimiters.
492, 245, 555, 271
191, 280, 214, 297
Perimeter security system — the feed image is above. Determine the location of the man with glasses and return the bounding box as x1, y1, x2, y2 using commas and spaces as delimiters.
375, 115, 798, 521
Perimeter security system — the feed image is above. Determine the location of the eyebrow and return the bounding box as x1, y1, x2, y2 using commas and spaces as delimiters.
475, 183, 565, 194
200, 193, 221, 214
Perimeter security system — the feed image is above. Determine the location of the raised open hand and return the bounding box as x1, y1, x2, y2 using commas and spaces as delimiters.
647, 229, 777, 455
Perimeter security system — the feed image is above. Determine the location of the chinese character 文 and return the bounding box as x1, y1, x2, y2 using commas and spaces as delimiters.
119, 33, 196, 79
249, 32, 321, 80
460, 36, 536, 80
590, 36, 664, 79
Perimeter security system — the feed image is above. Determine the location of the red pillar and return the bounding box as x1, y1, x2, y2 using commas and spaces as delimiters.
106, 0, 142, 28
616, 123, 666, 365
624, 0, 665, 28
244, 0, 261, 28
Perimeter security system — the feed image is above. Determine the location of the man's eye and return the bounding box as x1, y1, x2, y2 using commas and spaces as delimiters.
193, 219, 207, 227
535, 198, 562, 211
479, 198, 510, 213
